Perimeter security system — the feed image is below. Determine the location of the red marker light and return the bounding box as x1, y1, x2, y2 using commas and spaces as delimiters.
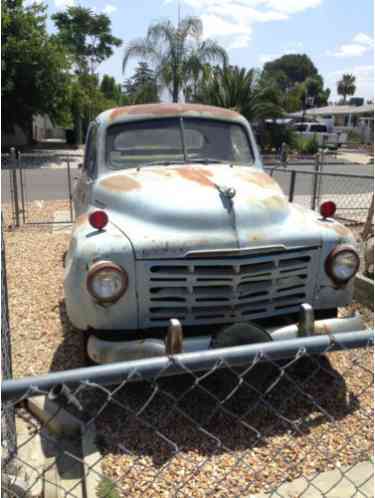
89, 210, 108, 230
320, 201, 336, 219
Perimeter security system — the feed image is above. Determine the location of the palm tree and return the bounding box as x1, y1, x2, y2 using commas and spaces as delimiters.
122, 17, 227, 103
195, 65, 285, 122
337, 74, 356, 104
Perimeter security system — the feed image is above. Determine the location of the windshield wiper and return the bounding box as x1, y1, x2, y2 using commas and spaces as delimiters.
188, 158, 228, 164
139, 158, 229, 168
140, 159, 185, 167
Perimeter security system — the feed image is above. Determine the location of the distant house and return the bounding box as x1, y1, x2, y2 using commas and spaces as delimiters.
2, 114, 66, 148
288, 103, 374, 144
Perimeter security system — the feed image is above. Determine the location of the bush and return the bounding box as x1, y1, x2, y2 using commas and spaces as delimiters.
347, 129, 362, 144
295, 135, 319, 155
258, 123, 297, 152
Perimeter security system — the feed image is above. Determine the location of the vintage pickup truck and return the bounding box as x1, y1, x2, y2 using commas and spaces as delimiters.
64, 103, 363, 364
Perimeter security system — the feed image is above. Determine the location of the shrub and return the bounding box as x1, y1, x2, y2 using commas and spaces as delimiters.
295, 135, 319, 155
258, 123, 297, 152
347, 129, 362, 144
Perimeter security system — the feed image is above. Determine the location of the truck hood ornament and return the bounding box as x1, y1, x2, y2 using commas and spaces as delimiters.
217, 185, 236, 199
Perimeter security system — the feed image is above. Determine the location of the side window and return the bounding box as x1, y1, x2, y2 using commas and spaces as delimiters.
84, 124, 98, 177
230, 125, 253, 164
310, 124, 327, 133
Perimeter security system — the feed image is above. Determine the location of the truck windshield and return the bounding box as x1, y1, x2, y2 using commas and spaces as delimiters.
107, 117, 253, 169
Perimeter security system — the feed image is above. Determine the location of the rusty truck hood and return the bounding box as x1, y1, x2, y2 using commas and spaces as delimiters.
93, 164, 324, 259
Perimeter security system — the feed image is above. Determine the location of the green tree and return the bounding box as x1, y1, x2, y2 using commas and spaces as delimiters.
287, 75, 330, 113
263, 54, 318, 90
2, 0, 71, 141
123, 62, 159, 104
337, 73, 356, 104
263, 54, 330, 111
195, 65, 284, 122
52, 6, 122, 75
100, 74, 122, 103
122, 16, 227, 102
52, 6, 122, 143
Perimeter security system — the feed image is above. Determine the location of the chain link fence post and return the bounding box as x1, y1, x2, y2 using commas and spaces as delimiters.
1, 215, 17, 466
67, 160, 74, 223
311, 152, 321, 211
9, 148, 20, 228
17, 150, 26, 225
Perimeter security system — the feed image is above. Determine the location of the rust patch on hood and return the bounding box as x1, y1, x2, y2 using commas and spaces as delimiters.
174, 166, 216, 188
100, 175, 141, 193
109, 103, 240, 122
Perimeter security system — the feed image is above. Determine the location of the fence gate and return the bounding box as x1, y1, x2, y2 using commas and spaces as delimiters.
2, 149, 76, 228
265, 160, 373, 229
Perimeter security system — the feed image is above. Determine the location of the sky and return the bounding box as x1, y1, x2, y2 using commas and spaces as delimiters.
40, 0, 374, 102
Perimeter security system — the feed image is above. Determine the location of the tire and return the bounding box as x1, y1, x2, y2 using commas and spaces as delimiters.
212, 322, 276, 393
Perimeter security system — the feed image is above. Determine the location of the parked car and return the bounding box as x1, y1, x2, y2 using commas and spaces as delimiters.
65, 103, 364, 365
292, 121, 347, 147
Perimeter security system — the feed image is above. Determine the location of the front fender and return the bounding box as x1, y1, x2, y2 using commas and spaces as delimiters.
64, 214, 138, 331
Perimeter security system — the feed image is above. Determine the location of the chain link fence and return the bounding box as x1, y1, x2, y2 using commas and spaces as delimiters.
2, 150, 78, 227
1, 214, 18, 491
265, 165, 373, 233
1, 329, 373, 498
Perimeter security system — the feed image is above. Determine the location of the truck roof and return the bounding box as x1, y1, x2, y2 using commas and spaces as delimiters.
97, 103, 245, 127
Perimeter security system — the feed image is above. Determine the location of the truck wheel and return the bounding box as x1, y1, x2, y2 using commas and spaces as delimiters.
212, 322, 276, 393
212, 322, 272, 349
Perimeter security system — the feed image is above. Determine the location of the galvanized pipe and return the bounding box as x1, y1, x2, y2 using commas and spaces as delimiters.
2, 329, 373, 401
288, 170, 296, 202
66, 160, 74, 223
311, 153, 320, 211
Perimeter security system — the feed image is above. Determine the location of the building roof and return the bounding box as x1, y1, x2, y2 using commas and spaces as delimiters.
289, 103, 374, 118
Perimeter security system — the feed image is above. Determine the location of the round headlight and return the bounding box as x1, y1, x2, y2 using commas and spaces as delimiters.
325, 246, 360, 284
87, 261, 128, 303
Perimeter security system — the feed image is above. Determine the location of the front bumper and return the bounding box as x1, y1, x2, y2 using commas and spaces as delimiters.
87, 305, 366, 365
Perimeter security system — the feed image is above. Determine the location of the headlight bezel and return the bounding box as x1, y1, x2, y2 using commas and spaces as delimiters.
87, 260, 128, 303
325, 245, 360, 285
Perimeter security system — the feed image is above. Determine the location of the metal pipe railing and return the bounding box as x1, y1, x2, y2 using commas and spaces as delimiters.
2, 329, 373, 402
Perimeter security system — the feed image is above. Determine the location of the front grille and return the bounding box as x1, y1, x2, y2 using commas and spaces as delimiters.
137, 247, 319, 328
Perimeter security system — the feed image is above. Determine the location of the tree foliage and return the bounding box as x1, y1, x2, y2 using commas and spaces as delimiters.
2, 0, 71, 136
195, 65, 285, 122
263, 54, 330, 111
100, 75, 122, 103
52, 6, 122, 142
122, 16, 227, 102
123, 62, 159, 104
263, 54, 318, 89
52, 6, 122, 74
337, 73, 356, 103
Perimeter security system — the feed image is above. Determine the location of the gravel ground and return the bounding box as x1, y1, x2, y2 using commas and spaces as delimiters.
4, 227, 373, 498
3, 200, 72, 231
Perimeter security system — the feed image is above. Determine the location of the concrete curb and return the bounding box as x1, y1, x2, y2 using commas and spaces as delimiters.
354, 274, 374, 310
81, 427, 102, 498
253, 461, 373, 497
26, 395, 102, 498
27, 396, 82, 437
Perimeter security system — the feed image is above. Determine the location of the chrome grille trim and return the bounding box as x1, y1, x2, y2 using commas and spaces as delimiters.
137, 248, 319, 328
